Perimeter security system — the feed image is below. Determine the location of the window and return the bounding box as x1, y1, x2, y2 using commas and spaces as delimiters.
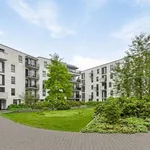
81, 73, 85, 79
18, 55, 22, 63
109, 82, 112, 88
13, 99, 18, 104
110, 73, 113, 79
0, 87, 5, 92
110, 65, 113, 71
11, 65, 15, 73
11, 76, 15, 84
96, 84, 99, 91
11, 88, 15, 96
43, 71, 46, 77
97, 69, 99, 74
97, 99, 99, 102
101, 67, 107, 74
0, 48, 4, 53
91, 85, 93, 90
110, 90, 113, 96
97, 92, 99, 97
0, 62, 4, 73
96, 77, 99, 81
91, 78, 93, 82
0, 75, 4, 85
44, 61, 47, 68
43, 90, 46, 96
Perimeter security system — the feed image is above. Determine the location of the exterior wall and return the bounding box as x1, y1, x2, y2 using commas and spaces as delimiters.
37, 57, 50, 100
0, 44, 26, 108
81, 59, 124, 102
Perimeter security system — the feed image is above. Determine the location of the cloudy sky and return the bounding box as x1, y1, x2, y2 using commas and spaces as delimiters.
0, 0, 150, 70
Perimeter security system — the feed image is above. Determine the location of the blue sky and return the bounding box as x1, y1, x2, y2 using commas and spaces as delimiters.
0, 0, 150, 70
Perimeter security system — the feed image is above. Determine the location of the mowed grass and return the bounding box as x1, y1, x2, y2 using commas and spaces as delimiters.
2, 108, 94, 132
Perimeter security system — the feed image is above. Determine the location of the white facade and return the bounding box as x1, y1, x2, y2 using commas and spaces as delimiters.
81, 59, 123, 102
0, 44, 81, 109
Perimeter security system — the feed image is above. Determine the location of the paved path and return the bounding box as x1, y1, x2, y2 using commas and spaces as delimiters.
0, 117, 150, 150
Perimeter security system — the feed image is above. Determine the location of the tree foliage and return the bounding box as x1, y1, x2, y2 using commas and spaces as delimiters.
113, 33, 150, 99
45, 53, 72, 102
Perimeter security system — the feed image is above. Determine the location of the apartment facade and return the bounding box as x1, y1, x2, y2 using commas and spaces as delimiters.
81, 59, 123, 102
0, 44, 81, 109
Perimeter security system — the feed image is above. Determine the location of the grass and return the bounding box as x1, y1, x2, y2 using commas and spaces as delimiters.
2, 108, 94, 132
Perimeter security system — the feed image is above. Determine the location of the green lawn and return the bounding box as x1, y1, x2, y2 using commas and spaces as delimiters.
2, 108, 94, 132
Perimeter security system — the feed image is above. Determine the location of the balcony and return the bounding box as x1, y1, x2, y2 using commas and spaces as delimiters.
0, 92, 8, 99
70, 79, 81, 83
0, 52, 7, 61
25, 63, 39, 70
101, 86, 106, 91
26, 84, 39, 90
26, 74, 39, 80
101, 77, 107, 83
69, 69, 81, 76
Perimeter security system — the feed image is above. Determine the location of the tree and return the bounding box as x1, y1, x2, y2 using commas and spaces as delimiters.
45, 53, 72, 103
113, 33, 150, 99
20, 90, 36, 105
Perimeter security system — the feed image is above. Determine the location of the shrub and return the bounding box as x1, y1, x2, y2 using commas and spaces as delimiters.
31, 101, 55, 110
94, 102, 105, 116
55, 101, 70, 110
86, 101, 100, 107
8, 104, 30, 111
103, 98, 121, 124
67, 100, 85, 107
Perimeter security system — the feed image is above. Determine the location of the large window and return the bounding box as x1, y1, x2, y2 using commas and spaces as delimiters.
0, 75, 4, 85
18, 55, 23, 63
0, 62, 4, 73
11, 65, 15, 73
0, 87, 5, 92
44, 61, 47, 68
101, 67, 107, 74
11, 88, 15, 96
109, 82, 112, 88
11, 76, 15, 84
43, 71, 46, 77
97, 69, 99, 74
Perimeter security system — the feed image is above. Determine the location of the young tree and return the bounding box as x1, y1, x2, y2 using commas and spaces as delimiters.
45, 53, 72, 103
20, 90, 36, 105
113, 33, 150, 99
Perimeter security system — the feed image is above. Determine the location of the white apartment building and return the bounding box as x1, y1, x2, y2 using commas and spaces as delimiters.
81, 59, 123, 102
0, 44, 81, 109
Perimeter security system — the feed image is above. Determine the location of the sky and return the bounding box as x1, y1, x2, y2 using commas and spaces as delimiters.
0, 0, 150, 70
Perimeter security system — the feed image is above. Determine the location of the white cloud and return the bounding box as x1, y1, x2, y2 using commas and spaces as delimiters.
83, 0, 107, 12
134, 0, 150, 5
7, 0, 74, 38
112, 16, 150, 40
70, 55, 107, 70
0, 30, 3, 35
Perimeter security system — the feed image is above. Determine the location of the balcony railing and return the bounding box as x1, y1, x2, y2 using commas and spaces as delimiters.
70, 79, 81, 83
69, 69, 81, 75
26, 74, 39, 80
100, 77, 107, 83
101, 86, 106, 90
26, 84, 39, 90
25, 63, 39, 69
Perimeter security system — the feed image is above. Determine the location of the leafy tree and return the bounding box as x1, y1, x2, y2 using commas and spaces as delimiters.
45, 53, 72, 103
113, 33, 150, 99
20, 90, 36, 105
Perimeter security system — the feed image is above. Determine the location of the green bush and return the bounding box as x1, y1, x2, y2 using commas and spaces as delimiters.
81, 115, 149, 134
94, 102, 104, 116
8, 104, 30, 111
67, 100, 85, 107
55, 101, 71, 110
103, 98, 121, 124
86, 101, 100, 107
31, 101, 54, 110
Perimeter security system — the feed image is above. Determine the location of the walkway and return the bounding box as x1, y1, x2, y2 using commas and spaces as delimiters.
0, 117, 150, 150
